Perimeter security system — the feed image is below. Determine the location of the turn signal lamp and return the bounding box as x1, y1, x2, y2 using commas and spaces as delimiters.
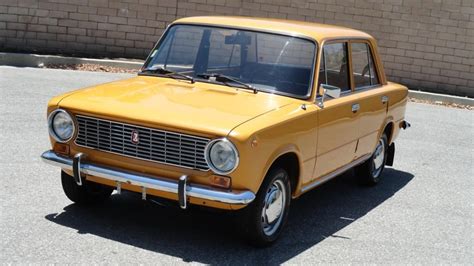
53, 143, 70, 155
210, 175, 231, 189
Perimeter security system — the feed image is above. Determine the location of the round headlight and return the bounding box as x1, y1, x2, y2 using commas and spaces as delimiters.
48, 109, 75, 142
205, 138, 239, 175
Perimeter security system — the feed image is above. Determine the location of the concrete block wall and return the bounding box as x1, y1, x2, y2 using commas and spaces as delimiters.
1, 0, 473, 97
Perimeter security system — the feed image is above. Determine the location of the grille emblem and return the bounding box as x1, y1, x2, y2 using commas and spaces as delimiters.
131, 130, 139, 144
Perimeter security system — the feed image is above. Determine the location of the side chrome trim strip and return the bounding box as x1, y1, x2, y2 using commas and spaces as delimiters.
41, 150, 255, 205
301, 153, 371, 193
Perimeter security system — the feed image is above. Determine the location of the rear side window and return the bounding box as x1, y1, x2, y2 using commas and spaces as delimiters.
318, 42, 350, 92
351, 42, 379, 88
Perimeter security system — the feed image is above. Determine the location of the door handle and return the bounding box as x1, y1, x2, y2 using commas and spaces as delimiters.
352, 103, 360, 113
381, 95, 389, 104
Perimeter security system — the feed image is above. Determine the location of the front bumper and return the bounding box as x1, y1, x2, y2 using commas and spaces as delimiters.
41, 150, 255, 208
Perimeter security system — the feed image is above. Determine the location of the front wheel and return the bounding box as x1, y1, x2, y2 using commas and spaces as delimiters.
61, 170, 113, 205
239, 168, 291, 247
355, 133, 388, 185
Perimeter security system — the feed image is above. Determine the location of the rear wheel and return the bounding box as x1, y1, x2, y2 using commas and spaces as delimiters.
355, 134, 388, 185
239, 168, 291, 247
61, 170, 113, 205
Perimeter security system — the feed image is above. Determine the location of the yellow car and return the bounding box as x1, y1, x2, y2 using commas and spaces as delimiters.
41, 16, 409, 246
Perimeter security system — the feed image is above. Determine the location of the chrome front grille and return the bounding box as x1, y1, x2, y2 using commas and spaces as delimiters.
74, 115, 210, 171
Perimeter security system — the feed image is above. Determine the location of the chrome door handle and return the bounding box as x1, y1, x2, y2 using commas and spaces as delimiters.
381, 96, 389, 104
352, 103, 360, 113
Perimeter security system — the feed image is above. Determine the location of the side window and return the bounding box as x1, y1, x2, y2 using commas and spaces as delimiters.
368, 47, 379, 85
351, 42, 379, 88
319, 43, 350, 91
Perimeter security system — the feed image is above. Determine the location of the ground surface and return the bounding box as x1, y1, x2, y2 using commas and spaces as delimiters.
0, 66, 472, 264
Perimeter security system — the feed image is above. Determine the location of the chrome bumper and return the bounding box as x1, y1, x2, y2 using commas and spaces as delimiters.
41, 150, 255, 208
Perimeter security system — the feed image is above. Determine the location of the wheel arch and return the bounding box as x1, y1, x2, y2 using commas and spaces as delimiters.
381, 121, 395, 166
380, 117, 395, 145
383, 121, 394, 144
263, 148, 302, 197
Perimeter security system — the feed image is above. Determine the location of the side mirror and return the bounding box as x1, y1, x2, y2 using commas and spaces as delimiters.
317, 84, 341, 108
321, 84, 341, 99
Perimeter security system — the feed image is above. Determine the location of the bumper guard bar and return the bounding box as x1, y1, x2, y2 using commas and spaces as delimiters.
41, 150, 255, 208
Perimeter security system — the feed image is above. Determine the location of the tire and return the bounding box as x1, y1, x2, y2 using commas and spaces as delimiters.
355, 133, 388, 186
61, 170, 113, 205
239, 167, 291, 247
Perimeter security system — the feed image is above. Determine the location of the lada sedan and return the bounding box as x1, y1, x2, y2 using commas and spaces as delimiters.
41, 16, 409, 246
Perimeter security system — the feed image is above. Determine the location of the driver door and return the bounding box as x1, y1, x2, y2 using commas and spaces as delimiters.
313, 42, 359, 179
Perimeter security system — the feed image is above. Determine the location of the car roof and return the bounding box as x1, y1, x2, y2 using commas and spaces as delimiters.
173, 16, 373, 43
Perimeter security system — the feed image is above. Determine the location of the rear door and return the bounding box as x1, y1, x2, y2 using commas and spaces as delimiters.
349, 41, 387, 158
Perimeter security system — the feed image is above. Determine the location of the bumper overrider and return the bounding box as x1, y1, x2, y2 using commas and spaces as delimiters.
41, 150, 255, 209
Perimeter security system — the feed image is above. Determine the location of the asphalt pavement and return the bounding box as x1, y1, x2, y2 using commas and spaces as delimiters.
0, 66, 472, 264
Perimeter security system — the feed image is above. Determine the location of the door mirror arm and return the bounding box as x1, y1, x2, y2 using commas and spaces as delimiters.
316, 84, 342, 108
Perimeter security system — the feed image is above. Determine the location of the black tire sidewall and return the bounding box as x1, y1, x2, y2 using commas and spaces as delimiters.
242, 167, 291, 246
61, 171, 113, 205
355, 133, 389, 185
365, 133, 388, 184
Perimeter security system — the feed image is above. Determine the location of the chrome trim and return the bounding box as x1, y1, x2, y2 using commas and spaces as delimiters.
178, 175, 188, 209
41, 150, 255, 205
315, 89, 353, 106
372, 138, 385, 177
352, 103, 360, 112
317, 83, 342, 108
72, 152, 84, 186
141, 186, 147, 200
301, 153, 371, 193
262, 178, 286, 236
48, 109, 76, 143
204, 138, 240, 175
74, 115, 210, 172
116, 181, 121, 194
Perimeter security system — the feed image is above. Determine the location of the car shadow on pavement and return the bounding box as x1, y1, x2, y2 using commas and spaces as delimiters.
45, 168, 413, 264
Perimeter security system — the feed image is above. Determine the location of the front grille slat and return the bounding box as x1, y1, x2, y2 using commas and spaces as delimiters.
75, 115, 210, 171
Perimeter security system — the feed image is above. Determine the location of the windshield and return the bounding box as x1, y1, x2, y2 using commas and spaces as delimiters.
142, 24, 317, 98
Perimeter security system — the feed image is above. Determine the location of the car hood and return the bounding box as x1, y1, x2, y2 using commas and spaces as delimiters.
57, 76, 297, 137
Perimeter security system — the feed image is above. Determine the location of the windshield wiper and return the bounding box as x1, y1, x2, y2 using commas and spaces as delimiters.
140, 67, 194, 83
196, 73, 257, 94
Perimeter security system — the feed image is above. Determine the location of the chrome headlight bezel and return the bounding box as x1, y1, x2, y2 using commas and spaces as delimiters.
204, 138, 239, 175
48, 109, 75, 143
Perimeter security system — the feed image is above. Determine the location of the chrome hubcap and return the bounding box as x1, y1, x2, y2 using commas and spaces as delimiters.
261, 178, 286, 236
372, 139, 385, 177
